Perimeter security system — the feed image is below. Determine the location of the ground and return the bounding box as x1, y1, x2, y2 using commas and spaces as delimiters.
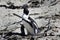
0, 0, 60, 40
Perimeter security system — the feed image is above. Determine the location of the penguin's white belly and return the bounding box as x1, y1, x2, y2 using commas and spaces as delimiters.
23, 20, 34, 35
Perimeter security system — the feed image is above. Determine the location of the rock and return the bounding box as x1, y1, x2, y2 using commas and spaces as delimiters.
0, 0, 60, 40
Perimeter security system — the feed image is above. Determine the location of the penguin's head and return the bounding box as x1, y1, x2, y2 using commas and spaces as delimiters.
22, 4, 29, 9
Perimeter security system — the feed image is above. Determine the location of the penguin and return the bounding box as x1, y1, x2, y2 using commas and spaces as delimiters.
22, 4, 38, 35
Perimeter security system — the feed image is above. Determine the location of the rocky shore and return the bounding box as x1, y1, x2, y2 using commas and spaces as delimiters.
0, 0, 60, 40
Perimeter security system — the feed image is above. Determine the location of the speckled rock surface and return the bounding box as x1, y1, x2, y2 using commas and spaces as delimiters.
0, 0, 60, 40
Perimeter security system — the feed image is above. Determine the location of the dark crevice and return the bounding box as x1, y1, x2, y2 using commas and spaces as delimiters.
30, 13, 39, 15
51, 0, 56, 3
0, 4, 22, 9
